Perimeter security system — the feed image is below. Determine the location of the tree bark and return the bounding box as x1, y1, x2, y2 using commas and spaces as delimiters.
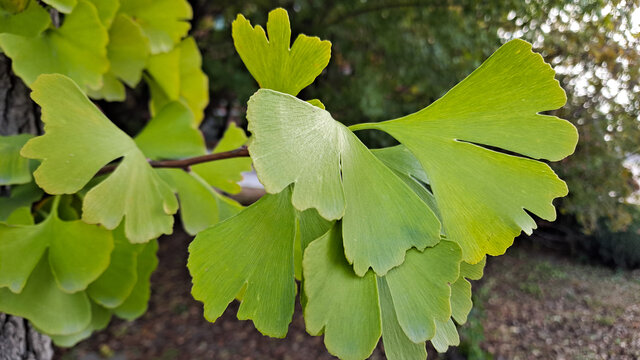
0, 55, 53, 360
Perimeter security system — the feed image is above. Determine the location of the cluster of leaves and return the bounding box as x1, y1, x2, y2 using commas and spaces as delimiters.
0, 0, 252, 347
198, 0, 638, 236
187, 9, 577, 360
0, 4, 578, 359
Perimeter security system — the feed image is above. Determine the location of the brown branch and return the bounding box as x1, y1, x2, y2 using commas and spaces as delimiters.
96, 147, 250, 176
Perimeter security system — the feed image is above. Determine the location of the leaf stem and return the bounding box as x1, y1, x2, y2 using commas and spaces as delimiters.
348, 123, 378, 131
96, 147, 251, 176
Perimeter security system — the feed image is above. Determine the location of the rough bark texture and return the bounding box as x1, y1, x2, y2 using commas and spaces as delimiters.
0, 55, 53, 360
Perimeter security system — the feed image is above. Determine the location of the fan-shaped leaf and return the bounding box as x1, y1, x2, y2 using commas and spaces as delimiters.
247, 89, 441, 276
0, 0, 50, 37
0, 0, 109, 90
22, 74, 178, 243
113, 239, 158, 320
232, 8, 331, 96
0, 134, 32, 185
352, 39, 578, 263
188, 188, 297, 337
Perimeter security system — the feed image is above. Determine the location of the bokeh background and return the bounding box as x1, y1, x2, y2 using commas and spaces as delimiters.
61, 1, 640, 359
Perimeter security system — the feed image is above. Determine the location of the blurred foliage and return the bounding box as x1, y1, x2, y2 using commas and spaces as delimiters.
189, 0, 640, 234
585, 205, 640, 268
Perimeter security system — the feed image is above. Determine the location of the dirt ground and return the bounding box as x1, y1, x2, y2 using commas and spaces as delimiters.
55, 232, 640, 360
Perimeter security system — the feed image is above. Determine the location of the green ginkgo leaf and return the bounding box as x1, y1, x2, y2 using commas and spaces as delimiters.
48, 301, 111, 347
118, 0, 192, 54
87, 13, 150, 101
42, 0, 76, 13
351, 39, 578, 264
87, 226, 144, 309
247, 89, 441, 276
0, 0, 109, 91
188, 188, 297, 338
0, 0, 50, 37
431, 257, 486, 354
0, 0, 29, 13
0, 196, 113, 293
303, 224, 461, 360
0, 257, 91, 335
135, 101, 206, 160
192, 122, 252, 194
232, 8, 331, 96
113, 239, 158, 320
22, 74, 178, 243
146, 37, 209, 124
0, 134, 32, 185
86, 0, 118, 27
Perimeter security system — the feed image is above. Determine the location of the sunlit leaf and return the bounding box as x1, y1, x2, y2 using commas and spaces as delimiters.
247, 89, 441, 276
146, 37, 209, 124
0, 134, 32, 185
0, 257, 91, 335
232, 8, 331, 96
22, 74, 178, 243
192, 123, 252, 194
352, 39, 578, 263
118, 0, 192, 54
0, 0, 109, 90
188, 188, 297, 337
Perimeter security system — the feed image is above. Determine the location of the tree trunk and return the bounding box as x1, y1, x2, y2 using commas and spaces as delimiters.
0, 55, 53, 360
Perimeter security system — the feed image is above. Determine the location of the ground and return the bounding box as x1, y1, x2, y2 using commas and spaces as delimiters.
55, 232, 640, 360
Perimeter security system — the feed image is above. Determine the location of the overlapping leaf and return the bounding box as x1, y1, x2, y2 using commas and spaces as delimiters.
88, 13, 150, 101
247, 89, 441, 276
0, 0, 50, 37
303, 224, 461, 360
232, 8, 331, 96
118, 0, 192, 54
352, 39, 578, 263
191, 123, 252, 194
42, 0, 77, 13
21, 74, 178, 243
0, 134, 33, 185
0, 181, 42, 221
188, 188, 297, 337
112, 239, 158, 320
0, 0, 109, 91
146, 37, 209, 124
0, 197, 113, 293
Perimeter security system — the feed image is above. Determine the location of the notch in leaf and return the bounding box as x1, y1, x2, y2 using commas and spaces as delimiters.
232, 8, 331, 96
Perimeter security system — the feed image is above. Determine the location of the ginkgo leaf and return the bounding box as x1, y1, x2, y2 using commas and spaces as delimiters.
157, 168, 242, 235
0, 0, 29, 13
351, 39, 578, 263
192, 122, 252, 194
0, 0, 109, 90
0, 134, 32, 185
135, 101, 206, 160
42, 0, 76, 13
0, 257, 91, 335
303, 224, 461, 360
0, 181, 42, 221
48, 301, 111, 347
22, 74, 178, 243
118, 0, 192, 54
0, 196, 113, 293
247, 89, 441, 276
378, 277, 427, 360
146, 37, 209, 124
430, 257, 486, 354
294, 208, 334, 280
88, 13, 150, 101
0, 0, 50, 37
87, 226, 144, 309
188, 188, 297, 338
86, 0, 118, 27
113, 239, 158, 320
232, 8, 331, 96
